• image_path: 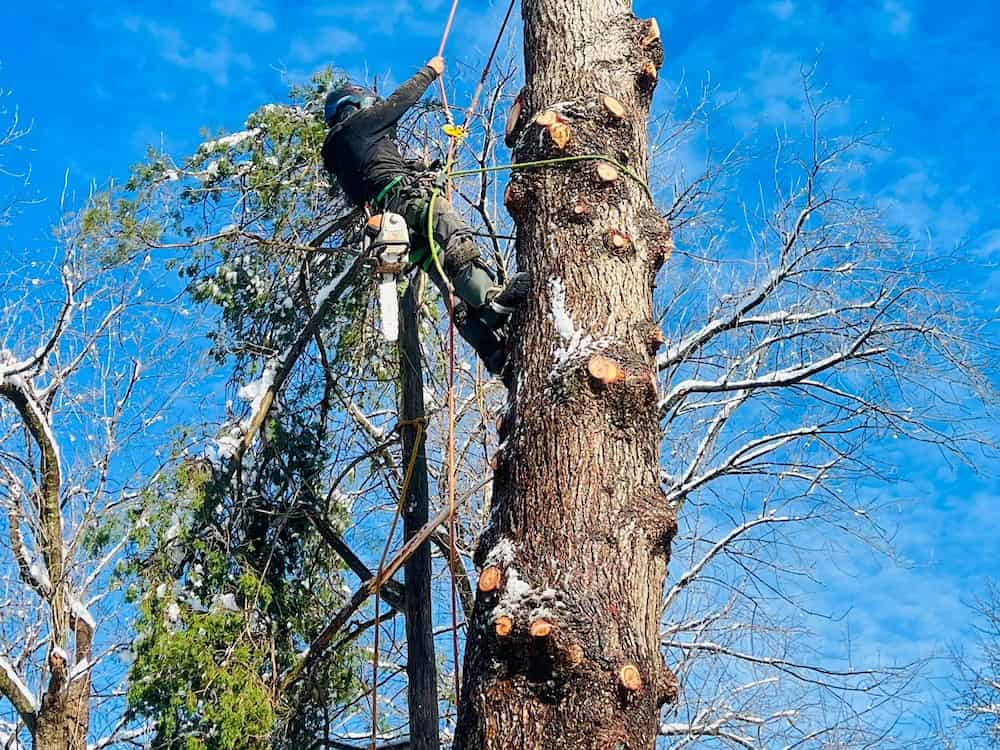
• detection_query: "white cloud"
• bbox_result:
[210,0,275,33]
[882,0,913,36]
[973,228,1000,259]
[769,0,796,20]
[289,27,363,63]
[123,17,252,87]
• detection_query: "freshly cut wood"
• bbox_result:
[641,18,661,48]
[494,616,513,637]
[587,355,626,385]
[607,230,631,251]
[641,61,658,82]
[478,565,503,593]
[530,619,554,638]
[535,110,560,127]
[602,95,626,120]
[572,201,591,217]
[505,91,525,146]
[595,163,619,183]
[548,122,572,150]
[619,663,642,691]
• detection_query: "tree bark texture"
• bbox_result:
[399,282,441,750]
[454,2,675,749]
[35,616,92,750]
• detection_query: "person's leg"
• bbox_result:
[422,264,508,374]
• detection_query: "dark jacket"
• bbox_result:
[322,65,437,206]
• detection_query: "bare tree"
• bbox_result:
[0,141,199,748]
[943,582,1000,748]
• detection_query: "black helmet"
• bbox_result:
[324,84,377,126]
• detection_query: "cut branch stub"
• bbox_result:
[601,95,626,121]
[595,163,619,184]
[489,450,502,471]
[478,565,504,593]
[606,229,632,252]
[530,618,555,638]
[504,182,525,214]
[640,61,658,85]
[645,327,665,355]
[494,615,514,638]
[619,663,642,692]
[571,201,592,220]
[505,90,525,148]
[587,355,626,386]
[564,643,585,668]
[640,18,661,48]
[534,110,560,127]
[548,122,572,150]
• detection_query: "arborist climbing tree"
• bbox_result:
[321,57,531,374]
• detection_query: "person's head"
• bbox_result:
[324,84,377,127]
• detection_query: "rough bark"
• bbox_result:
[454,2,675,749]
[398,282,441,750]
[34,614,93,750]
[3,379,93,749]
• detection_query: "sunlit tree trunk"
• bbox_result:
[454,1,676,748]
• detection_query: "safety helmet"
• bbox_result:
[324,84,377,126]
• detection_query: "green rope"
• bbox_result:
[424,152,654,291]
[450,153,654,203]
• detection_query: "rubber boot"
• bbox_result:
[451,266,531,330]
[453,302,507,374]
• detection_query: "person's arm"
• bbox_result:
[362,61,441,131]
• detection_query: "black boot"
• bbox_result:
[487,271,531,317]
[453,302,508,375]
[451,266,531,330]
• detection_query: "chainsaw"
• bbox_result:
[363,212,410,342]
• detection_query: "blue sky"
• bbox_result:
[3,0,999,739]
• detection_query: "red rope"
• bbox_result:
[437,0,461,57]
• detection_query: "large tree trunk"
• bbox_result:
[35,616,92,750]
[454,2,675,748]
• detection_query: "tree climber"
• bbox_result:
[322,56,530,374]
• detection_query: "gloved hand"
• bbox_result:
[427,56,445,76]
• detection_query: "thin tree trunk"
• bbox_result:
[455,2,676,748]
[398,281,441,750]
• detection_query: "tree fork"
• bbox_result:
[455,3,675,749]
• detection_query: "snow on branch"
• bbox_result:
[660,336,888,416]
[0,654,38,725]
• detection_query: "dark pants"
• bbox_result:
[381,174,505,369]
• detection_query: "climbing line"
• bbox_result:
[450,153,655,203]
[370,417,426,750]
[437,0,461,57]
[460,0,518,128]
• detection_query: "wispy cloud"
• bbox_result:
[289,27,363,64]
[122,16,252,87]
[882,0,913,37]
[209,0,275,33]
[769,0,796,21]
